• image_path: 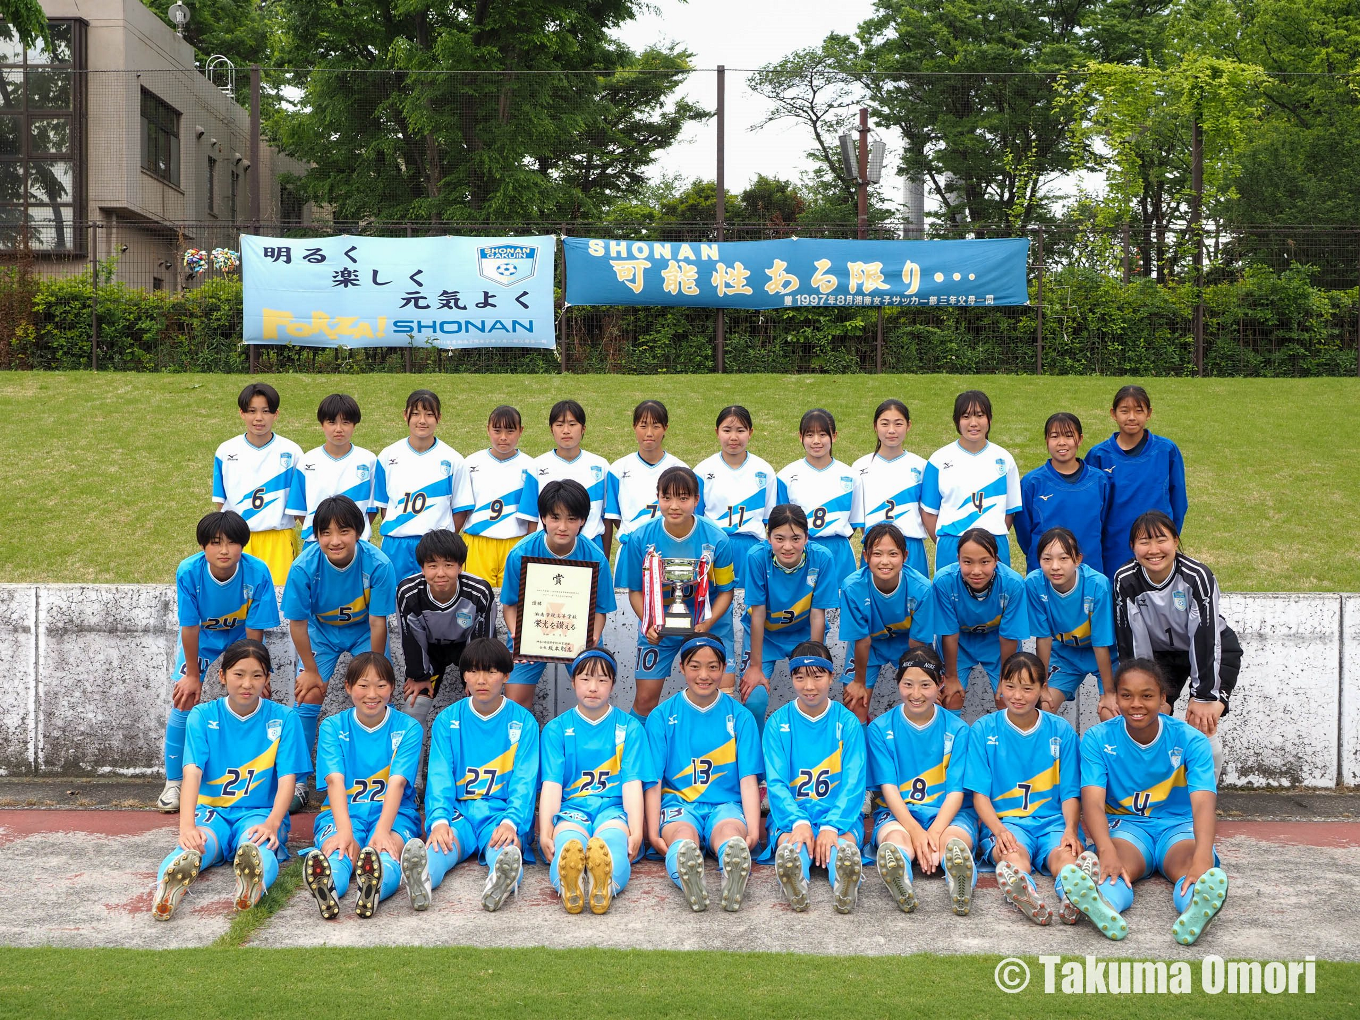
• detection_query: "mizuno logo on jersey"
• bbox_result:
[303,463,316,472]
[208,720,219,730]
[565,727,575,737]
[1037,494,1052,501]
[780,723,790,732]
[1104,744,1118,755]
[706,472,716,480]
[987,735,999,746]
[388,458,399,466]
[450,720,460,729]
[227,454,238,462]
[538,468,549,475]
[339,732,349,741]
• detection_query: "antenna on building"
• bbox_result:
[205,54,236,98]
[167,2,190,38]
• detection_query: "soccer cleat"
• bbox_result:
[155,781,181,814]
[996,860,1053,926]
[1057,851,1099,925]
[943,838,975,916]
[832,839,863,914]
[673,839,709,912]
[354,847,382,919]
[876,843,917,913]
[289,784,310,815]
[557,840,587,914]
[1172,867,1228,946]
[774,842,810,912]
[481,845,522,913]
[232,842,266,912]
[1058,863,1128,941]
[719,838,752,912]
[585,836,615,915]
[151,849,200,921]
[400,838,433,912]
[303,849,341,920]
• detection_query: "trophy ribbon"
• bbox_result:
[641,548,665,634]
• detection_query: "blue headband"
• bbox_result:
[570,648,617,675]
[790,655,834,674]
[679,635,727,665]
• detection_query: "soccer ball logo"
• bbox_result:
[490,261,518,283]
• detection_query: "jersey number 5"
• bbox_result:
[793,768,832,798]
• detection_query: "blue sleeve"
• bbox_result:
[373,460,389,509]
[1014,473,1036,566]
[735,706,764,779]
[1184,729,1216,794]
[369,555,397,617]
[1005,458,1023,515]
[604,470,621,521]
[943,721,967,794]
[425,708,458,826]
[276,711,310,778]
[827,710,868,834]
[695,475,706,516]
[999,575,1031,641]
[643,708,669,788]
[1024,573,1050,638]
[1058,721,1081,803]
[866,718,891,790]
[837,582,870,643]
[500,546,523,607]
[281,559,312,622]
[931,576,958,637]
[761,714,808,831]
[183,707,210,771]
[908,572,938,642]
[811,561,840,611]
[316,716,344,781]
[539,722,566,787]
[391,718,423,786]
[1169,442,1188,530]
[504,716,541,832]
[774,477,789,509]
[592,545,617,613]
[920,460,941,514]
[518,472,541,523]
[244,563,281,630]
[745,548,769,609]
[1080,729,1108,790]
[619,528,647,592]
[961,721,991,796]
[1090,576,1116,648]
[285,469,308,518]
[176,565,200,628]
[622,717,657,786]
[212,456,225,502]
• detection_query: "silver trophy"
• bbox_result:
[660,558,705,636]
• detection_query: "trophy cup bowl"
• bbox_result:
[659,557,703,636]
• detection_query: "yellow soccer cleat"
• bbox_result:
[586,836,615,915]
[152,850,200,921]
[557,839,587,915]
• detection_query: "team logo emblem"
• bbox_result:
[362,572,371,588]
[455,608,475,629]
[910,467,921,480]
[242,584,254,600]
[995,457,1006,477]
[755,471,768,485]
[508,720,522,743]
[702,543,715,560]
[807,567,820,586]
[726,714,735,737]
[907,597,918,613]
[943,732,955,756]
[1082,596,1094,615]
[477,244,539,287]
[1050,736,1063,759]
[840,475,854,492]
[391,731,403,751]
[440,460,453,477]
[279,452,294,469]
[614,724,627,745]
[267,720,282,741]
[591,465,604,481]
[1173,590,1187,611]
[1170,746,1183,768]
[356,464,371,481]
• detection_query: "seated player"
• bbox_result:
[160,510,280,814]
[283,495,397,805]
[301,653,422,920]
[964,652,1084,927]
[400,638,540,913]
[1060,658,1228,946]
[867,646,978,916]
[762,641,867,914]
[152,640,307,920]
[538,649,654,915]
[645,637,762,913]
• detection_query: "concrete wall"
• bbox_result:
[0,585,1352,787]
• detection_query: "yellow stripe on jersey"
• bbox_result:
[897,755,948,805]
[767,592,813,631]
[1057,618,1092,646]
[709,562,736,588]
[873,614,914,640]
[316,589,371,626]
[663,737,737,801]
[198,740,280,807]
[460,743,519,799]
[800,742,842,800]
[567,742,624,798]
[347,765,392,803]
[1108,764,1187,816]
[996,759,1061,818]
[203,602,250,631]
[963,612,1003,634]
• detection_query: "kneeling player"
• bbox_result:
[538,649,654,914]
[400,638,540,913]
[645,637,762,912]
[302,652,421,920]
[152,640,307,920]
[762,642,867,914]
[1060,658,1228,945]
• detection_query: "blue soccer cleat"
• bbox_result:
[1173,868,1228,946]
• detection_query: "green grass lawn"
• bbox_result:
[1,372,1357,590]
[0,947,1354,1019]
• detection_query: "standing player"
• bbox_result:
[518,400,613,553]
[373,389,474,585]
[286,393,378,545]
[159,511,280,814]
[773,409,858,589]
[1013,412,1112,576]
[461,405,531,594]
[850,399,930,576]
[212,382,303,586]
[605,400,686,590]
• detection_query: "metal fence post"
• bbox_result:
[1034,225,1044,375]
[1191,115,1205,376]
[89,221,98,371]
[558,234,568,375]
[404,223,415,372]
[714,65,725,374]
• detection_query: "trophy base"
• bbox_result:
[659,618,698,638]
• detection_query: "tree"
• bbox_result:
[0,0,50,49]
[139,0,271,72]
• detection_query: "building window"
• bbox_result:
[140,87,179,186]
[230,167,239,222]
[207,154,215,213]
[280,185,302,227]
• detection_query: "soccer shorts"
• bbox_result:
[553,803,629,834]
[658,801,746,849]
[506,659,547,686]
[313,809,421,852]
[190,804,291,864]
[297,626,371,684]
[810,536,857,589]
[1046,645,1103,698]
[840,650,899,690]
[979,816,1071,873]
[934,533,1010,575]
[463,534,519,590]
[379,534,422,587]
[872,805,980,849]
[956,633,1004,690]
[1103,815,1220,879]
[635,629,737,681]
[244,527,300,588]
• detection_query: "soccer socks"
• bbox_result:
[743,684,770,737]
[1173,875,1194,914]
[1100,876,1135,913]
[163,708,191,781]
[826,841,839,889]
[295,702,322,778]
[665,839,685,887]
[798,844,812,883]
[549,831,588,894]
[426,841,466,890]
[330,851,354,898]
[628,708,648,725]
[378,851,402,901]
[599,825,631,894]
[255,843,280,892]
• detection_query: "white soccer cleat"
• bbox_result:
[876,843,917,913]
[481,845,522,913]
[832,839,863,914]
[232,842,266,912]
[996,860,1052,926]
[719,837,752,912]
[943,838,975,917]
[673,838,709,912]
[288,784,310,815]
[774,842,810,913]
[401,838,433,912]
[152,849,200,921]
[155,781,181,814]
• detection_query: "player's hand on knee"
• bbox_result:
[246,821,280,851]
[1186,699,1223,736]
[813,828,837,868]
[627,828,644,859]
[429,822,455,854]
[370,829,404,859]
[295,669,324,702]
[942,676,964,710]
[171,676,203,711]
[179,824,207,854]
[404,680,432,707]
[539,830,555,861]
[739,665,766,699]
[992,825,1018,856]
[843,679,869,711]
[488,821,518,849]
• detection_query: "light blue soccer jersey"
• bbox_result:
[646,690,763,810]
[314,706,422,832]
[425,697,541,836]
[1081,716,1215,821]
[963,711,1079,828]
[282,540,397,639]
[540,706,656,817]
[743,541,840,660]
[762,700,867,836]
[866,704,971,827]
[499,531,617,614]
[185,697,309,811]
[931,562,1031,641]
[175,551,280,655]
[619,515,737,643]
[838,563,936,676]
[1025,563,1116,677]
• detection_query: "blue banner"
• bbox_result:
[242,234,556,348]
[563,236,1029,310]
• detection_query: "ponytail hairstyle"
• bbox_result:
[715,405,753,431]
[766,502,809,537]
[871,398,911,454]
[956,527,999,562]
[999,651,1046,688]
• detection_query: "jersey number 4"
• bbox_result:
[793,768,832,798]
[463,766,500,797]
[1131,791,1153,816]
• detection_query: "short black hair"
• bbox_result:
[632,399,669,428]
[1128,510,1179,548]
[952,390,992,433]
[862,521,907,557]
[488,404,522,430]
[405,389,441,417]
[197,510,249,548]
[317,393,361,425]
[460,636,514,676]
[237,382,279,413]
[999,651,1047,687]
[416,529,467,566]
[1113,657,1170,699]
[345,652,396,688]
[1036,526,1081,561]
[765,503,808,536]
[549,399,586,427]
[314,495,366,536]
[221,638,271,675]
[715,405,752,430]
[539,479,590,521]
[656,465,699,499]
[1044,411,1082,438]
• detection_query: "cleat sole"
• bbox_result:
[832,841,863,914]
[674,840,709,912]
[558,840,587,914]
[152,850,200,921]
[482,846,522,913]
[774,845,810,913]
[997,861,1052,926]
[303,850,340,921]
[401,839,432,912]
[877,844,917,914]
[586,837,614,915]
[944,839,974,917]
[719,840,752,913]
[232,843,265,913]
[1173,868,1228,946]
[354,847,382,919]
[1059,864,1128,941]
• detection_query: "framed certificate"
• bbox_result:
[512,557,602,662]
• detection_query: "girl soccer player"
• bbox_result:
[867,646,977,916]
[763,641,867,914]
[773,409,858,588]
[461,405,531,592]
[740,504,840,735]
[519,400,612,551]
[1025,527,1117,717]
[606,400,687,589]
[850,399,930,576]
[373,389,474,585]
[152,640,308,921]
[1088,385,1188,578]
[931,528,1031,711]
[538,649,655,914]
[302,653,422,920]
[920,390,1022,571]
[1060,658,1228,945]
[286,393,378,546]
[400,638,540,913]
[838,522,935,722]
[645,637,762,912]
[963,652,1084,927]
[1014,412,1112,576]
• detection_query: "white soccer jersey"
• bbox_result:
[850,450,928,540]
[606,451,687,541]
[462,448,532,540]
[920,440,1023,539]
[212,432,304,533]
[771,458,856,539]
[373,438,474,540]
[695,451,776,539]
[518,448,611,541]
[286,444,378,542]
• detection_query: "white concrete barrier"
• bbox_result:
[0,584,1353,788]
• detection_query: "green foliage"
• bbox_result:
[138,0,271,72]
[0,0,51,49]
